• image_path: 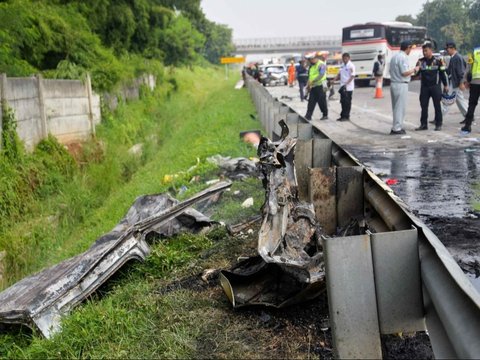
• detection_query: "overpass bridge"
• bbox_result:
[233,36,342,55]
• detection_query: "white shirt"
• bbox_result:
[340,61,356,91]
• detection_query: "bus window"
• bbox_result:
[386,27,427,47]
[342,25,386,42]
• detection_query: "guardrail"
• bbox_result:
[245,75,480,359]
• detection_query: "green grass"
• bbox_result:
[0,66,259,288]
[0,67,316,359]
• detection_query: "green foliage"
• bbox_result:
[1,104,24,163]
[0,0,234,89]
[396,0,480,52]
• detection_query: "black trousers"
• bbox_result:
[306,86,328,118]
[298,78,308,101]
[465,84,480,128]
[340,90,353,119]
[420,84,442,127]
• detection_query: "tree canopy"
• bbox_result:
[396,0,479,53]
[0,0,234,90]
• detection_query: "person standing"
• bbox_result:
[334,53,355,121]
[288,60,296,87]
[389,40,420,135]
[414,42,448,131]
[460,46,480,134]
[442,42,468,120]
[372,54,385,98]
[304,53,328,121]
[296,59,309,101]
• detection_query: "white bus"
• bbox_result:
[342,22,428,86]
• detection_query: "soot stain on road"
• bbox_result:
[349,144,480,291]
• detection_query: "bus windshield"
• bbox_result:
[342,25,386,42]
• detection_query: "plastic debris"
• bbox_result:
[464,148,478,153]
[241,197,254,208]
[386,178,398,186]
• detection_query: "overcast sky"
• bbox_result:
[201,0,426,39]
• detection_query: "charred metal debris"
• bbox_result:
[220,120,326,308]
[0,182,231,338]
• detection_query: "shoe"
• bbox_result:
[429,120,435,124]
[461,126,471,134]
[390,129,406,135]
[434,126,442,131]
[337,117,349,122]
[415,126,428,131]
[305,115,312,121]
[460,119,466,124]
[320,115,329,120]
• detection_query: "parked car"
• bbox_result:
[259,64,288,86]
[326,53,342,82]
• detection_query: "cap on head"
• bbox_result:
[445,41,456,49]
[305,52,315,60]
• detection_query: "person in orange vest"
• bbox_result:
[288,60,296,87]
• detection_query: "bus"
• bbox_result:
[342,22,428,86]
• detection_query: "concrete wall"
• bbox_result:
[0,74,100,150]
[103,74,156,111]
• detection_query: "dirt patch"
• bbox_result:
[382,333,433,360]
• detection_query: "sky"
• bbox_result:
[201,0,426,39]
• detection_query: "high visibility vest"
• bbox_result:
[308,60,327,87]
[473,47,480,80]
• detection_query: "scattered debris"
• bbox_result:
[206,179,221,185]
[280,95,293,101]
[235,80,244,89]
[0,182,231,338]
[220,120,325,308]
[128,143,143,157]
[240,130,262,147]
[386,178,399,186]
[241,197,254,208]
[206,155,258,180]
[201,269,218,283]
[464,148,477,153]
[401,135,411,139]
[227,215,262,235]
[249,113,257,121]
[427,140,438,143]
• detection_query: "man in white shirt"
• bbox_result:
[334,53,355,121]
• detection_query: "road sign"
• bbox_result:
[220,57,245,64]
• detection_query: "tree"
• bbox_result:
[415,0,472,51]
[395,14,417,25]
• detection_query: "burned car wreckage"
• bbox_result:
[0,120,326,337]
[220,120,326,308]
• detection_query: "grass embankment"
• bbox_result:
[0,67,260,289]
[0,70,326,359]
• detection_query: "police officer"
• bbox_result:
[461,45,480,134]
[304,52,328,121]
[415,42,448,131]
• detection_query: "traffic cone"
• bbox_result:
[374,78,383,98]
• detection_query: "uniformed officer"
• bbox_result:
[414,42,448,131]
[461,45,480,134]
[304,52,328,121]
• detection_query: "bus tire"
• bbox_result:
[356,79,371,87]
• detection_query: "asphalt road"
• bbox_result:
[264,82,480,271]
